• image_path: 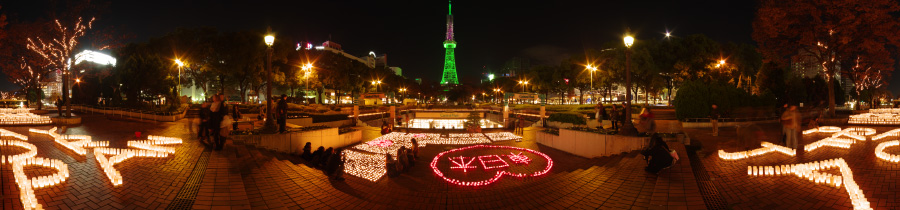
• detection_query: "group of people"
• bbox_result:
[595,103,656,133]
[302,142,346,180]
[385,139,419,177]
[198,93,230,150]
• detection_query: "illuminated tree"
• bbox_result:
[753,0,900,116]
[26,17,104,117]
[0,22,51,109]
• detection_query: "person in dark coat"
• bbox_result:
[643,134,674,173]
[209,94,228,150]
[198,100,212,146]
[331,149,345,180]
[302,142,313,160]
[324,149,340,175]
[311,146,325,166]
[610,105,619,130]
[232,105,242,130]
[318,147,333,167]
[276,95,288,133]
[406,148,415,167]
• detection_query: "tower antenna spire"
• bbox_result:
[441,0,459,86]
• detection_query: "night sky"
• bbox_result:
[13,1,897,94]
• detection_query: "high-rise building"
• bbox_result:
[440,1,459,86]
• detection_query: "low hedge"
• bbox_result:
[547,112,586,125]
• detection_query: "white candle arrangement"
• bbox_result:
[749,158,871,210]
[872,128,900,141]
[804,137,855,152]
[718,141,796,160]
[484,132,522,141]
[341,150,387,182]
[1,129,69,210]
[875,140,900,163]
[0,112,51,125]
[849,112,900,125]
[1,128,30,141]
[94,136,181,186]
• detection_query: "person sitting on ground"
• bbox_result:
[319,147,333,168]
[406,148,416,167]
[643,134,674,174]
[385,154,396,177]
[332,149,345,180]
[301,142,312,160]
[398,146,409,172]
[310,146,325,166]
[324,149,340,175]
[411,138,419,159]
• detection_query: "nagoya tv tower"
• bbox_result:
[440,0,459,86]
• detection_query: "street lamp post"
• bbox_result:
[620,35,638,136]
[518,81,528,92]
[301,63,313,103]
[371,80,382,92]
[263,30,276,131]
[175,59,184,101]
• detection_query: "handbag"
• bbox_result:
[220,115,233,137]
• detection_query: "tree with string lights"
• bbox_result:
[753,0,900,116]
[26,17,106,117]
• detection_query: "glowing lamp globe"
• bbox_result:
[624,36,634,48]
[264,35,275,46]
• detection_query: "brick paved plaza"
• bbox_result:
[1,114,899,209]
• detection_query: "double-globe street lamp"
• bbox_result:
[175,59,184,100]
[263,31,276,131]
[620,35,638,136]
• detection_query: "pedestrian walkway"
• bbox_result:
[0,113,714,209]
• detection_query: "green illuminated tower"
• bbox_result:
[441,1,459,86]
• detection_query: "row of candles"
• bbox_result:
[484,132,522,142]
[848,113,900,125]
[1,130,66,210]
[875,140,900,163]
[748,158,871,210]
[867,108,900,114]
[11,157,69,210]
[718,142,796,160]
[341,149,387,182]
[0,113,52,125]
[802,126,842,135]
[1,128,30,141]
[872,128,900,141]
[804,137,855,152]
[1,140,38,164]
[0,107,34,114]
[94,148,172,186]
[430,145,553,187]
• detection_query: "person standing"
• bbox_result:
[199,100,212,146]
[710,104,720,137]
[610,105,619,130]
[209,94,228,150]
[276,94,288,133]
[781,105,801,149]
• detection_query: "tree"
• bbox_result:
[753,0,900,116]
[0,22,51,109]
[26,17,103,117]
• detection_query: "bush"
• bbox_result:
[547,112,586,125]
[673,80,775,120]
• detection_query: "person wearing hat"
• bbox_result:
[276,94,289,133]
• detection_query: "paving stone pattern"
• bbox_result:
[689,124,900,210]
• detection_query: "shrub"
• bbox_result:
[673,80,775,120]
[547,112,586,125]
